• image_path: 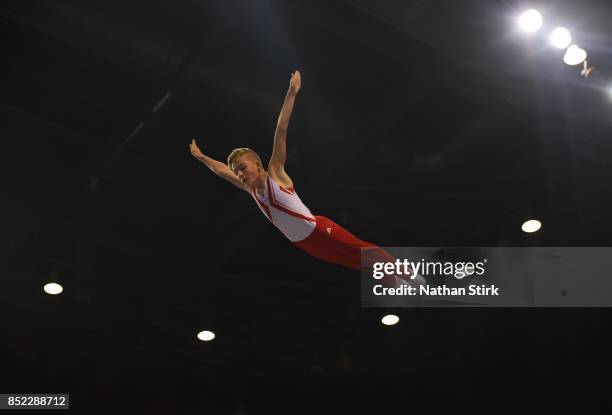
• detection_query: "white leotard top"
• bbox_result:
[251,174,316,242]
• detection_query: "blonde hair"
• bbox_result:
[227,148,262,168]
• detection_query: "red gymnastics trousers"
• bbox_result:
[293,215,400,286]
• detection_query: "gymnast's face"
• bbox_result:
[231,154,265,188]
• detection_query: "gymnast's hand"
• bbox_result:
[289,70,301,94]
[189,139,205,160]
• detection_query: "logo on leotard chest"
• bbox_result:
[326,227,332,235]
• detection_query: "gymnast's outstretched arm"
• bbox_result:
[189,139,248,191]
[268,70,301,187]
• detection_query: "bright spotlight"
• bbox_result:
[44,282,63,295]
[521,219,542,233]
[197,330,215,341]
[550,27,571,49]
[563,44,587,65]
[518,9,542,33]
[381,314,399,326]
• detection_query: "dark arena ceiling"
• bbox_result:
[1,1,611,413]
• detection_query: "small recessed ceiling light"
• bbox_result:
[521,219,542,233]
[197,330,215,341]
[550,27,572,49]
[381,314,400,326]
[518,9,543,33]
[44,282,63,295]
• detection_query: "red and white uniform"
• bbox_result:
[251,174,316,242]
[251,174,416,287]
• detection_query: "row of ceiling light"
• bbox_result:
[43,218,541,333]
[518,9,588,66]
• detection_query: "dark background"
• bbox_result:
[1,0,611,413]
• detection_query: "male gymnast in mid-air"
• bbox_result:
[189,70,421,288]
